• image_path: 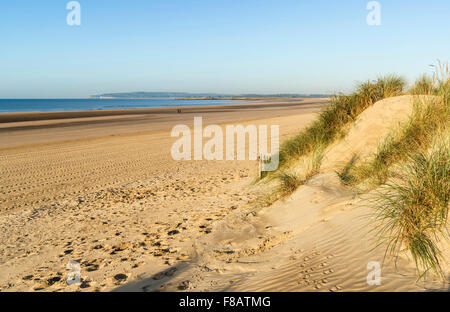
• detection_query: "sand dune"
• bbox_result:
[321,95,416,170]
[117,96,449,292]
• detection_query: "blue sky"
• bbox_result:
[0,0,449,98]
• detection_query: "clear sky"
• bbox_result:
[0,0,449,98]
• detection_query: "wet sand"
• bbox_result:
[0,98,327,148]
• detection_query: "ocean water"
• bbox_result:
[0,99,254,113]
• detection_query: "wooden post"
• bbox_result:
[259,153,272,179]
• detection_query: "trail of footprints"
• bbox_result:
[293,249,343,291]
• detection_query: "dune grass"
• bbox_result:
[277,145,325,197]
[336,154,359,185]
[339,62,450,280]
[278,75,406,169]
[410,62,450,97]
[339,96,449,188]
[269,75,405,198]
[410,75,435,95]
[371,136,449,279]
[278,172,302,197]
[339,64,449,189]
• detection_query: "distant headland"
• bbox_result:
[89,92,332,100]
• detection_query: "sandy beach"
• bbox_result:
[0,98,326,291]
[3,0,450,301]
[1,96,448,292]
[0,99,325,148]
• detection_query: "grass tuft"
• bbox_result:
[278,172,302,197]
[372,137,449,279]
[410,75,435,95]
[276,145,325,197]
[337,154,359,185]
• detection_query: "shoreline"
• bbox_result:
[0,98,329,124]
[0,98,328,148]
[0,98,329,123]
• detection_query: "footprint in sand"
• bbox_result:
[113,273,128,284]
[22,275,34,281]
[323,268,334,275]
[177,280,190,290]
[329,285,342,292]
[319,262,328,268]
[152,267,177,280]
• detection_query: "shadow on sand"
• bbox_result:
[113,261,196,292]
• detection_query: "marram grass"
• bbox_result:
[277,144,325,197]
[339,95,449,188]
[278,75,406,169]
[342,62,450,280]
[371,137,449,279]
[339,62,449,189]
[272,75,405,197]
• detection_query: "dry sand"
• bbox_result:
[1,96,448,292]
[0,98,325,291]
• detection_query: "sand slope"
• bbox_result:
[321,95,416,170]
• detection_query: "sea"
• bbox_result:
[0,99,255,113]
